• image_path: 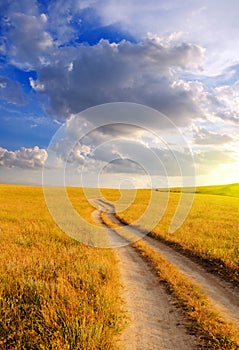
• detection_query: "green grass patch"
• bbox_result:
[195,183,239,198]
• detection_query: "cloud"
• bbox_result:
[46,0,88,45]
[94,0,239,74]
[68,143,92,164]
[0,36,7,55]
[169,79,239,128]
[195,149,236,167]
[30,37,204,126]
[46,110,195,179]
[0,76,24,105]
[29,77,45,91]
[217,111,239,126]
[2,0,237,133]
[6,11,53,69]
[1,0,39,16]
[193,127,232,145]
[2,0,239,75]
[213,83,239,125]
[187,147,238,176]
[0,146,47,169]
[102,158,146,174]
[64,135,195,178]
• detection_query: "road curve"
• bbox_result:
[92,201,198,349]
[95,198,239,330]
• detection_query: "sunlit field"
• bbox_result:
[1,183,239,348]
[100,186,239,348]
[107,185,239,282]
[0,185,124,350]
[195,183,239,198]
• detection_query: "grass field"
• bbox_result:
[165,183,239,198]
[1,183,239,348]
[100,195,239,349]
[195,183,239,198]
[0,185,124,350]
[111,185,239,283]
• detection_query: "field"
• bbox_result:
[99,187,239,348]
[0,185,124,350]
[112,185,239,283]
[195,183,239,198]
[1,183,239,349]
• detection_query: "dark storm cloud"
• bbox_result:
[31,38,204,125]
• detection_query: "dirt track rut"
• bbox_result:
[92,201,198,349]
[144,235,239,328]
[95,199,239,329]
[116,245,198,350]
[93,198,239,348]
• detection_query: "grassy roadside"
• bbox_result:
[133,240,239,349]
[0,185,125,349]
[100,210,239,349]
[114,189,239,284]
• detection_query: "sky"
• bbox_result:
[0,0,239,187]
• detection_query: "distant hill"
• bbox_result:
[195,183,239,198]
[156,183,239,198]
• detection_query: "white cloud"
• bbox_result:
[68,143,92,164]
[7,12,53,69]
[2,0,239,75]
[193,127,232,145]
[29,77,45,91]
[0,146,48,169]
[202,82,239,126]
[169,78,239,128]
[215,83,239,113]
[195,149,236,167]
[40,13,48,23]
[94,0,239,75]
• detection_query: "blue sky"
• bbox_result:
[0,0,239,187]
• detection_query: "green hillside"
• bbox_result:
[195,183,239,198]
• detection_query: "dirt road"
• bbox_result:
[95,199,239,328]
[144,235,239,328]
[116,245,198,350]
[92,201,198,349]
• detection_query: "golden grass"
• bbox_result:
[0,185,124,349]
[101,208,239,348]
[66,187,99,225]
[133,240,239,349]
[113,189,239,283]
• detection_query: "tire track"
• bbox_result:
[94,198,239,330]
[92,200,198,349]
